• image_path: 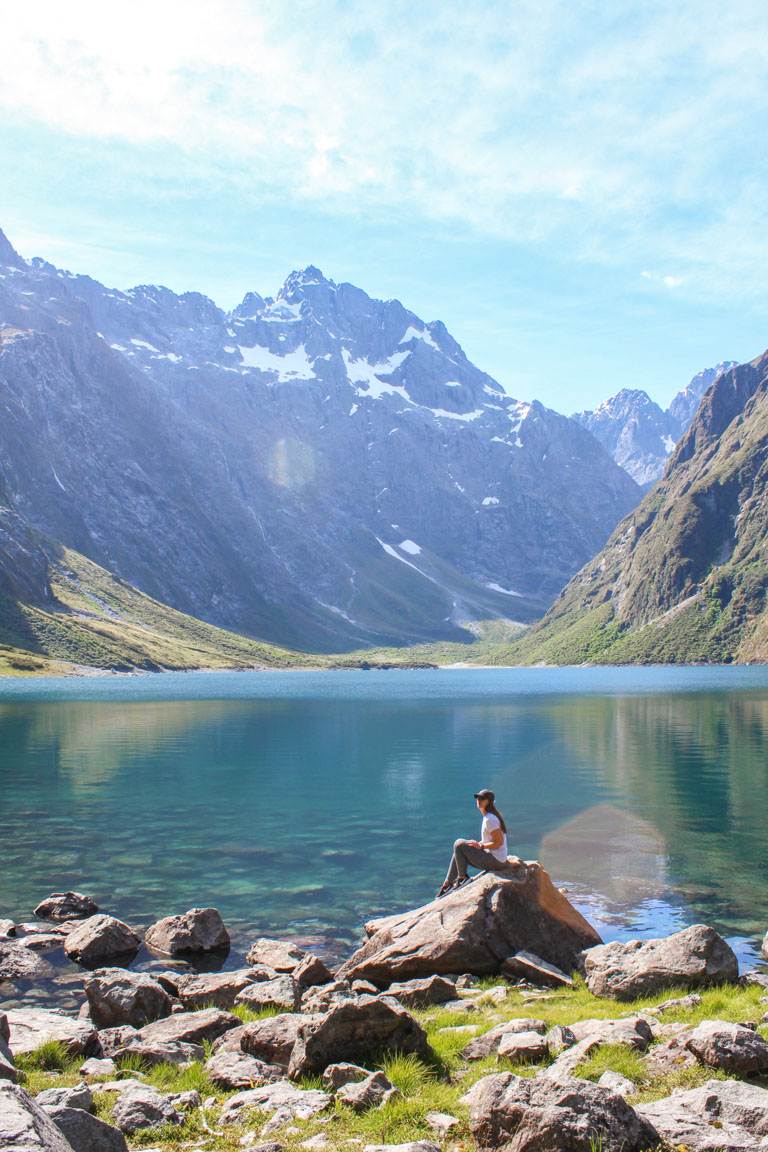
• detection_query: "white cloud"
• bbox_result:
[2,1,768,299]
[641,270,684,288]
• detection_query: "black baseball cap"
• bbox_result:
[473,789,495,801]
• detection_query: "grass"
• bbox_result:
[19,978,768,1151]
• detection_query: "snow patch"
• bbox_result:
[429,408,484,421]
[342,348,411,400]
[238,343,316,380]
[130,338,160,351]
[481,496,500,506]
[485,582,523,597]
[662,434,676,453]
[349,403,359,416]
[399,539,421,555]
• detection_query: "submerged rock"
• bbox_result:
[0,941,55,983]
[33,893,98,922]
[144,907,229,956]
[337,863,600,984]
[583,924,738,1000]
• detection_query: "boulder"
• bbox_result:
[110,1085,183,1133]
[0,1015,16,1084]
[144,907,229,956]
[84,968,172,1028]
[5,1008,97,1057]
[93,1026,138,1058]
[337,1070,399,1111]
[211,1023,246,1053]
[42,1107,127,1152]
[80,1057,116,1078]
[63,916,140,967]
[647,992,703,1015]
[301,979,358,1013]
[0,941,55,982]
[219,1080,331,1124]
[241,1013,317,1069]
[235,975,301,1011]
[501,950,573,988]
[583,924,738,1000]
[337,864,600,984]
[205,1049,282,1090]
[461,1019,547,1060]
[597,1071,636,1096]
[685,1020,768,1074]
[637,1079,768,1151]
[461,1071,659,1152]
[175,968,258,1009]
[33,893,98,922]
[245,937,309,972]
[293,953,334,988]
[643,1030,698,1074]
[35,1084,92,1111]
[137,1006,239,1047]
[497,1031,549,1062]
[384,975,456,1008]
[545,1024,577,1055]
[287,995,429,1079]
[0,1083,74,1151]
[321,1062,369,1090]
[114,1038,204,1067]
[567,1016,653,1051]
[539,1036,604,1080]
[425,1112,460,1134]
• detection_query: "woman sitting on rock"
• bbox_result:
[437,788,509,897]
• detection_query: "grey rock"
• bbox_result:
[94,1025,138,1058]
[84,968,172,1028]
[496,1030,549,1062]
[583,924,738,1000]
[5,1008,97,1057]
[80,1057,116,1078]
[384,975,456,1008]
[351,979,379,995]
[336,1071,399,1111]
[211,1023,247,1053]
[205,1049,282,1090]
[0,921,15,939]
[567,1015,653,1051]
[0,1082,74,1151]
[461,1071,658,1152]
[144,907,229,956]
[137,1006,239,1046]
[685,1019,768,1074]
[175,968,258,1009]
[643,1029,698,1074]
[43,1106,128,1152]
[301,979,358,1013]
[501,950,573,988]
[241,1013,317,1069]
[293,954,334,988]
[461,1018,547,1060]
[545,1023,576,1055]
[637,1078,768,1151]
[236,975,301,1012]
[0,941,55,982]
[33,892,98,922]
[539,1036,605,1080]
[111,1085,183,1133]
[114,1038,204,1067]
[424,1111,459,1134]
[0,1015,16,1084]
[647,991,703,1015]
[574,388,682,486]
[321,1062,369,1090]
[597,1070,636,1096]
[63,915,140,967]
[35,1083,92,1111]
[287,995,429,1079]
[219,1080,331,1124]
[245,938,310,972]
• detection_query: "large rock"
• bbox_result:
[685,1020,768,1074]
[84,968,172,1028]
[144,907,229,956]
[219,1080,331,1124]
[175,968,258,1009]
[245,937,312,972]
[337,864,601,984]
[337,1070,399,1111]
[93,1026,138,1058]
[637,1079,768,1151]
[293,953,334,988]
[33,893,98,922]
[0,1015,16,1083]
[241,1013,318,1068]
[5,1008,97,1057]
[0,1083,74,1152]
[110,1085,182,1133]
[287,995,429,1079]
[235,975,300,1011]
[114,1038,204,1067]
[461,1072,659,1152]
[138,1006,239,1047]
[35,1084,92,1111]
[501,950,573,988]
[63,916,140,967]
[42,1106,127,1152]
[583,924,738,1000]
[567,1016,653,1051]
[301,979,358,1013]
[205,1049,282,1090]
[0,941,55,982]
[384,975,456,1008]
[461,1019,547,1060]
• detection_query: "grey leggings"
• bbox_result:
[443,838,506,887]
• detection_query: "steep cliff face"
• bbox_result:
[514,352,768,664]
[0,229,639,652]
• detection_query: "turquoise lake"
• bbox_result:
[1,666,767,1000]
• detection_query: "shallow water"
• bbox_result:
[1,666,767,1003]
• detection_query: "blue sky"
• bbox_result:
[2,0,768,412]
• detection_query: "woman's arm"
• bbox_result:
[481,828,504,850]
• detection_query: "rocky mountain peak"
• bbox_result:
[0,228,24,270]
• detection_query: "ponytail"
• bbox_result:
[488,802,507,834]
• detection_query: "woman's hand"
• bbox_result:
[467,839,481,849]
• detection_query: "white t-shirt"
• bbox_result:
[482,813,508,862]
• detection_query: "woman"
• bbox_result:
[437,788,508,897]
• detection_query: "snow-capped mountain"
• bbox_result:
[575,363,738,487]
[0,229,639,651]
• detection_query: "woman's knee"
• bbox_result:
[453,838,468,851]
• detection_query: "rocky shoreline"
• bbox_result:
[2,861,768,1151]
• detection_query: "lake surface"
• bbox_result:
[2,666,767,1003]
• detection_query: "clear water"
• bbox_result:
[1,666,767,1004]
